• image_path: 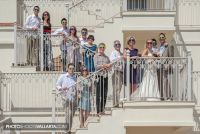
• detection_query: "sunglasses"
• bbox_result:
[70,28,75,31]
[115,43,121,46]
[62,21,67,24]
[159,36,166,40]
[99,46,105,49]
[34,9,39,11]
[83,69,88,72]
[129,39,135,42]
[88,38,94,41]
[68,67,75,70]
[147,42,152,44]
[44,14,48,16]
[82,31,87,34]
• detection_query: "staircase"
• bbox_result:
[76,102,195,134]
[68,0,123,31]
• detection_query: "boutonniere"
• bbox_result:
[164,43,168,48]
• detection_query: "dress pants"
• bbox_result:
[63,99,77,133]
[96,76,108,114]
[112,70,123,106]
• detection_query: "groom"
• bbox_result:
[156,33,174,100]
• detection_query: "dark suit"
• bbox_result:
[157,43,174,100]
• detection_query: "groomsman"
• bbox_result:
[156,33,174,100]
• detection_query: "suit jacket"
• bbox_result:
[160,43,174,74]
[162,43,174,57]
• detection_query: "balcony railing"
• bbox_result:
[51,55,192,132]
[193,71,200,106]
[0,72,64,112]
[1,56,192,112]
[125,0,176,11]
[1,52,193,132]
[14,22,97,72]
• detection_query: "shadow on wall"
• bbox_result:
[0,44,14,49]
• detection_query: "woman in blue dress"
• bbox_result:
[124,36,139,96]
[77,67,93,128]
[82,35,97,72]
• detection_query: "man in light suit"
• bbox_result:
[156,33,174,100]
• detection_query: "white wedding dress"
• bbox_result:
[133,52,160,101]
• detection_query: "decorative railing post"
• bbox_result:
[40,22,44,71]
[52,89,56,134]
[14,22,17,66]
[126,50,130,101]
[187,51,192,101]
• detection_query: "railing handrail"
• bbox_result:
[48,34,96,54]
[55,56,187,93]
[126,0,176,11]
[56,57,124,94]
[92,12,122,29]
[69,0,87,10]
[80,4,106,20]
[15,25,96,54]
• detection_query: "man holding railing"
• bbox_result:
[94,43,111,116]
[109,40,123,107]
[52,18,69,71]
[56,63,77,134]
[52,18,69,36]
[24,6,41,66]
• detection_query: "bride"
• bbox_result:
[134,39,160,101]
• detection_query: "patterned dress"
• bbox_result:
[43,25,53,70]
[66,36,81,71]
[83,44,97,72]
[78,76,92,112]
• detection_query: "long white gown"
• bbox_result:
[134,52,160,100]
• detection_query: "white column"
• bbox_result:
[52,89,56,134]
[40,22,44,71]
[14,22,17,66]
[187,51,192,101]
[126,50,130,101]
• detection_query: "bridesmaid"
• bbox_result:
[123,36,139,96]
[77,67,92,128]
[42,11,53,71]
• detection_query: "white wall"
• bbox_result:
[0,45,13,73]
[177,0,200,26]
[0,0,16,73]
[186,46,200,71]
[94,17,123,56]
[0,0,17,22]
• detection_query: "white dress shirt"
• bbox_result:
[56,72,77,101]
[109,50,123,72]
[25,14,41,29]
[110,50,122,62]
[159,43,168,56]
[52,27,68,36]
[79,36,87,46]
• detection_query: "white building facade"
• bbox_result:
[0,0,200,134]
